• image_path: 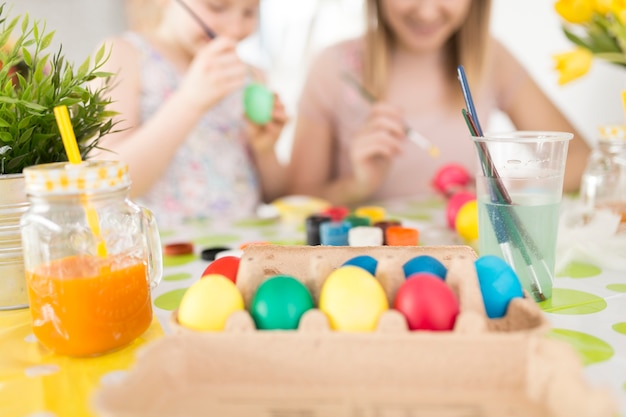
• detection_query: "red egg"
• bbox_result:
[201,256,240,283]
[394,273,460,331]
[446,191,476,229]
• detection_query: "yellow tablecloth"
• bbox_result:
[0,310,163,417]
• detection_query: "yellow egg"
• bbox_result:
[455,200,479,242]
[177,274,244,331]
[319,265,389,332]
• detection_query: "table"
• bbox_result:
[1,195,625,417]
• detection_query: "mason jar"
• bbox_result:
[20,160,162,356]
[580,125,626,224]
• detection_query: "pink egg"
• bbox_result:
[394,273,460,331]
[446,191,476,229]
[431,164,471,196]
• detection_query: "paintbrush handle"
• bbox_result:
[406,128,439,156]
[175,0,217,39]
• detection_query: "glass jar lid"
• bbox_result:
[598,125,626,141]
[23,160,130,195]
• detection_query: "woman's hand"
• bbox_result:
[179,37,248,112]
[246,93,288,155]
[349,103,405,198]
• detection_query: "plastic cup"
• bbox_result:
[472,131,572,302]
[244,83,274,125]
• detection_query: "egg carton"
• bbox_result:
[94,245,616,417]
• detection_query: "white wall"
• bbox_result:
[490,0,625,144]
[5,0,126,65]
[243,0,366,161]
[6,0,621,157]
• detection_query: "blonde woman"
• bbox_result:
[288,0,590,206]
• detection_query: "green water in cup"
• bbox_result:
[244,83,274,125]
[477,191,560,301]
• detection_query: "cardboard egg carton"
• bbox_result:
[94,245,616,417]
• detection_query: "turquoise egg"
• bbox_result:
[475,255,524,318]
[244,83,274,125]
[250,275,314,330]
[342,255,378,276]
[402,255,447,279]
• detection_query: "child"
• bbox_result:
[288,0,591,206]
[94,0,288,224]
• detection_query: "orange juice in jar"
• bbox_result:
[21,161,162,356]
[27,255,152,356]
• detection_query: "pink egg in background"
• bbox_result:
[432,163,472,196]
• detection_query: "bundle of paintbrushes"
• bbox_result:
[457,66,553,302]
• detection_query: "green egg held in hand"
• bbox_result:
[244,83,274,125]
[250,275,314,330]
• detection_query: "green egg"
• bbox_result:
[250,275,314,330]
[243,83,274,125]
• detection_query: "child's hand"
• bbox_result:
[246,93,288,155]
[349,103,405,197]
[179,37,248,111]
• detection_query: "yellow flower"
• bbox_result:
[611,0,626,22]
[555,0,594,23]
[593,0,612,14]
[553,48,594,84]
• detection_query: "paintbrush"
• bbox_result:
[175,0,217,39]
[342,72,440,158]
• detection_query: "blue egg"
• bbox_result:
[403,255,447,280]
[475,255,524,318]
[342,255,378,276]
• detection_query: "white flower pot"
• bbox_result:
[0,173,29,310]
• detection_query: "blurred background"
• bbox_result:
[6,0,626,161]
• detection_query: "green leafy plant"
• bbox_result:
[0,3,117,174]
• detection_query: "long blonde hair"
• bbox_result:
[363,0,492,99]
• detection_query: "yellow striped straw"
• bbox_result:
[622,90,626,122]
[53,105,108,258]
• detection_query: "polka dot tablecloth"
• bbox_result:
[1,196,625,416]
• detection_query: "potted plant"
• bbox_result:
[0,3,117,309]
